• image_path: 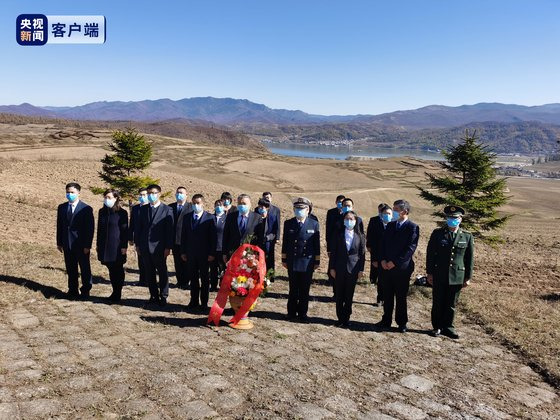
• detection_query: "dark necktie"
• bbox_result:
[177,204,183,214]
[149,206,155,224]
[298,221,303,229]
[193,213,200,227]
[239,216,247,236]
[66,203,73,222]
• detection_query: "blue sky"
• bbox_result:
[1,0,559,115]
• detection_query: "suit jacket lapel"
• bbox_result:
[452,228,462,247]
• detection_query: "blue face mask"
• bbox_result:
[215,206,224,215]
[148,193,158,204]
[344,219,356,230]
[257,207,267,215]
[66,192,77,202]
[337,202,343,209]
[193,203,203,213]
[139,195,148,204]
[238,204,249,214]
[176,193,185,202]
[447,217,461,228]
[381,213,392,224]
[294,208,306,219]
[392,210,401,221]
[342,206,352,214]
[224,199,231,206]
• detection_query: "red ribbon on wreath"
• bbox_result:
[207,243,266,327]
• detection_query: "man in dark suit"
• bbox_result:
[326,195,346,297]
[426,206,474,339]
[135,184,174,306]
[329,211,366,327]
[259,193,281,280]
[129,187,148,286]
[181,194,216,311]
[282,197,321,323]
[222,194,263,262]
[56,182,94,299]
[377,199,420,333]
[169,186,192,289]
[210,199,227,291]
[366,203,392,306]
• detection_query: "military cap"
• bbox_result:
[444,205,465,217]
[293,197,312,208]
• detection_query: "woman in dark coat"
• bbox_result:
[97,189,128,302]
[328,210,366,327]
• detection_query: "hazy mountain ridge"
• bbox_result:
[3,97,560,128]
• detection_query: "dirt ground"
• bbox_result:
[0,123,559,419]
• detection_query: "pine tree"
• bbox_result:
[418,130,510,243]
[91,128,158,205]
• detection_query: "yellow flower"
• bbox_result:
[237,276,247,283]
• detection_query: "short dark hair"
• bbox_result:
[336,194,345,202]
[192,193,204,202]
[378,202,389,210]
[176,186,187,192]
[344,210,357,219]
[138,187,148,194]
[214,199,224,207]
[393,199,411,214]
[379,204,391,213]
[262,192,272,197]
[342,197,354,206]
[147,184,161,192]
[221,191,233,201]
[65,182,81,191]
[258,198,271,208]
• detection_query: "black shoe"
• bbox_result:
[429,328,441,337]
[108,293,121,303]
[398,325,407,333]
[334,321,343,327]
[67,290,79,299]
[374,320,391,330]
[298,316,310,324]
[342,321,350,328]
[442,329,460,339]
[137,281,147,287]
[159,297,167,307]
[285,314,296,322]
[186,301,199,310]
[80,291,90,300]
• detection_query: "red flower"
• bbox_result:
[237,287,248,296]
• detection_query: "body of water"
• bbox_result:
[265,143,443,161]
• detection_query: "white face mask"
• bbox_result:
[104,198,116,208]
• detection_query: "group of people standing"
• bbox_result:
[56,182,474,338]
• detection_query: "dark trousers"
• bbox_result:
[287,268,313,319]
[370,263,384,303]
[172,246,189,287]
[431,279,462,331]
[136,249,146,285]
[328,254,336,296]
[63,248,92,295]
[209,251,225,290]
[105,261,125,298]
[335,270,358,323]
[144,252,169,299]
[265,244,276,279]
[188,256,210,306]
[382,268,411,327]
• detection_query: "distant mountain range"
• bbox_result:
[2,97,560,128]
[1,97,559,154]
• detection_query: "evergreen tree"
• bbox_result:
[91,128,158,205]
[418,130,510,243]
